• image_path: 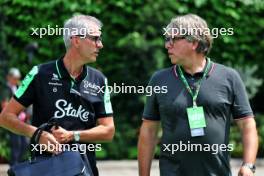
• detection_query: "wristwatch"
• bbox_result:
[242,162,256,173]
[73,131,80,142]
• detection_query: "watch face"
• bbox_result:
[242,163,256,173]
[74,132,80,141]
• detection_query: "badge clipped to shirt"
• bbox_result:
[177,58,211,137]
[187,104,206,137]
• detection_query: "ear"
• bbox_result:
[71,36,80,48]
[192,41,199,51]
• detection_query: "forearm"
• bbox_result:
[241,119,258,163]
[138,121,159,176]
[138,133,157,176]
[76,124,115,142]
[0,112,36,138]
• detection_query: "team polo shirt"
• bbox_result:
[143,60,253,176]
[14,58,113,175]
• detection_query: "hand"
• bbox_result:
[238,166,254,176]
[38,131,61,154]
[51,126,73,144]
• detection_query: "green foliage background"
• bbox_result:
[0,0,263,160]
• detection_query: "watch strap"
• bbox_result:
[242,162,256,173]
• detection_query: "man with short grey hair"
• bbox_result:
[138,14,258,176]
[63,15,102,50]
[0,14,115,176]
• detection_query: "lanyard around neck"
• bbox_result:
[178,58,211,106]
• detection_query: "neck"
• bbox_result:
[63,51,83,78]
[181,55,207,75]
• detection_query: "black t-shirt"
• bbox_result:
[14,58,113,175]
[143,61,253,176]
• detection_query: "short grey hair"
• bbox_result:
[8,68,21,78]
[166,14,213,55]
[63,14,102,50]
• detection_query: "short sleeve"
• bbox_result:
[142,73,160,121]
[93,77,113,118]
[231,70,253,119]
[14,66,38,107]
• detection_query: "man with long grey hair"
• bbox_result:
[138,14,258,176]
[0,14,115,176]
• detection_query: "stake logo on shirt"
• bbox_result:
[54,99,90,122]
[83,80,100,91]
[82,80,100,96]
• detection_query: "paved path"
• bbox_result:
[1,159,263,176]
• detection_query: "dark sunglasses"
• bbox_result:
[165,36,185,44]
[72,35,102,43]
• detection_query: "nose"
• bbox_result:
[96,40,103,49]
[165,41,171,50]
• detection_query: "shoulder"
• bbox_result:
[86,66,107,80]
[150,67,173,80]
[37,60,57,75]
[23,60,56,78]
[213,62,240,78]
[145,67,174,87]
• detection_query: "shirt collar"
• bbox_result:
[173,58,215,78]
[55,56,87,82]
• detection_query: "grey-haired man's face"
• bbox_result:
[7,75,20,86]
[71,22,103,63]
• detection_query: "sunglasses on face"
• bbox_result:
[72,35,102,43]
[165,36,186,44]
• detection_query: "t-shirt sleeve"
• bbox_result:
[13,66,38,107]
[93,77,113,118]
[231,69,254,119]
[142,73,160,121]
